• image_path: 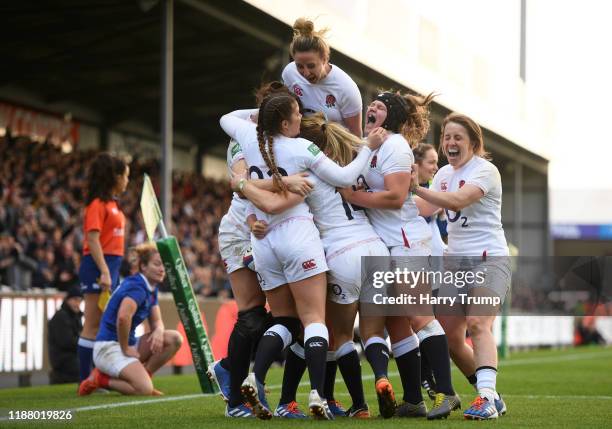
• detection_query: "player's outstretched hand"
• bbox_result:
[367,127,388,150]
[284,172,314,196]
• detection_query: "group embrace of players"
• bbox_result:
[208,18,511,421]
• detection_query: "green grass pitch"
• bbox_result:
[1,346,611,428]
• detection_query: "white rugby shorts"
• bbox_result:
[218,214,253,274]
[252,217,328,290]
[327,237,389,304]
[93,341,139,378]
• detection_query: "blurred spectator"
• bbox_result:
[31,247,57,289]
[48,288,83,384]
[55,241,79,292]
[0,135,231,292]
[0,233,37,289]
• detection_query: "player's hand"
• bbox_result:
[124,347,140,359]
[250,220,268,239]
[409,164,419,193]
[148,329,164,354]
[284,172,314,196]
[367,127,388,150]
[337,186,354,202]
[98,270,112,291]
[230,169,248,192]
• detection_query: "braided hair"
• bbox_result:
[256,94,297,193]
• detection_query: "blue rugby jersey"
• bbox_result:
[96,273,158,346]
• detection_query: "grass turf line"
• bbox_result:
[0,346,610,428]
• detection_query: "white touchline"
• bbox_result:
[1,350,609,420]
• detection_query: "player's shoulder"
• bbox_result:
[381,133,411,155]
[327,64,359,92]
[437,164,454,175]
[87,197,105,209]
[293,136,320,152]
[120,274,147,292]
[282,62,300,81]
[328,64,356,84]
[471,156,500,175]
[434,164,454,182]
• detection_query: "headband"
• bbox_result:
[375,92,409,133]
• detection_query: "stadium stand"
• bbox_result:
[0,134,231,296]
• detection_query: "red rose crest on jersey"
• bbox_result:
[370,155,377,168]
[459,180,466,188]
[441,181,448,191]
[302,259,317,271]
[325,94,336,108]
[293,84,303,97]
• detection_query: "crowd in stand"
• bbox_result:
[0,132,232,298]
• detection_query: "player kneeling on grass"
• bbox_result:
[79,243,182,396]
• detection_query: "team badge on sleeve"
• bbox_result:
[230,141,242,158]
[307,143,321,156]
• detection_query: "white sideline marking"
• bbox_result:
[75,393,213,411]
[1,350,610,420]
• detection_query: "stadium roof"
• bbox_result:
[0,0,547,172]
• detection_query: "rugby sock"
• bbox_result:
[253,324,293,385]
[96,371,110,388]
[364,336,389,380]
[467,373,478,387]
[417,320,455,395]
[392,334,423,404]
[304,323,329,397]
[228,330,255,406]
[323,354,337,401]
[475,366,497,402]
[420,353,436,390]
[279,344,307,405]
[336,341,366,408]
[219,357,230,371]
[77,337,95,382]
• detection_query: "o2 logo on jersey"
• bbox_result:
[370,155,377,168]
[293,84,303,97]
[445,209,469,228]
[325,94,336,108]
[249,165,289,179]
[302,259,317,271]
[331,283,347,301]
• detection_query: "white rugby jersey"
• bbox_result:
[431,156,509,256]
[361,134,431,248]
[219,111,371,228]
[219,139,250,238]
[282,62,362,126]
[429,217,447,257]
[305,173,379,254]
